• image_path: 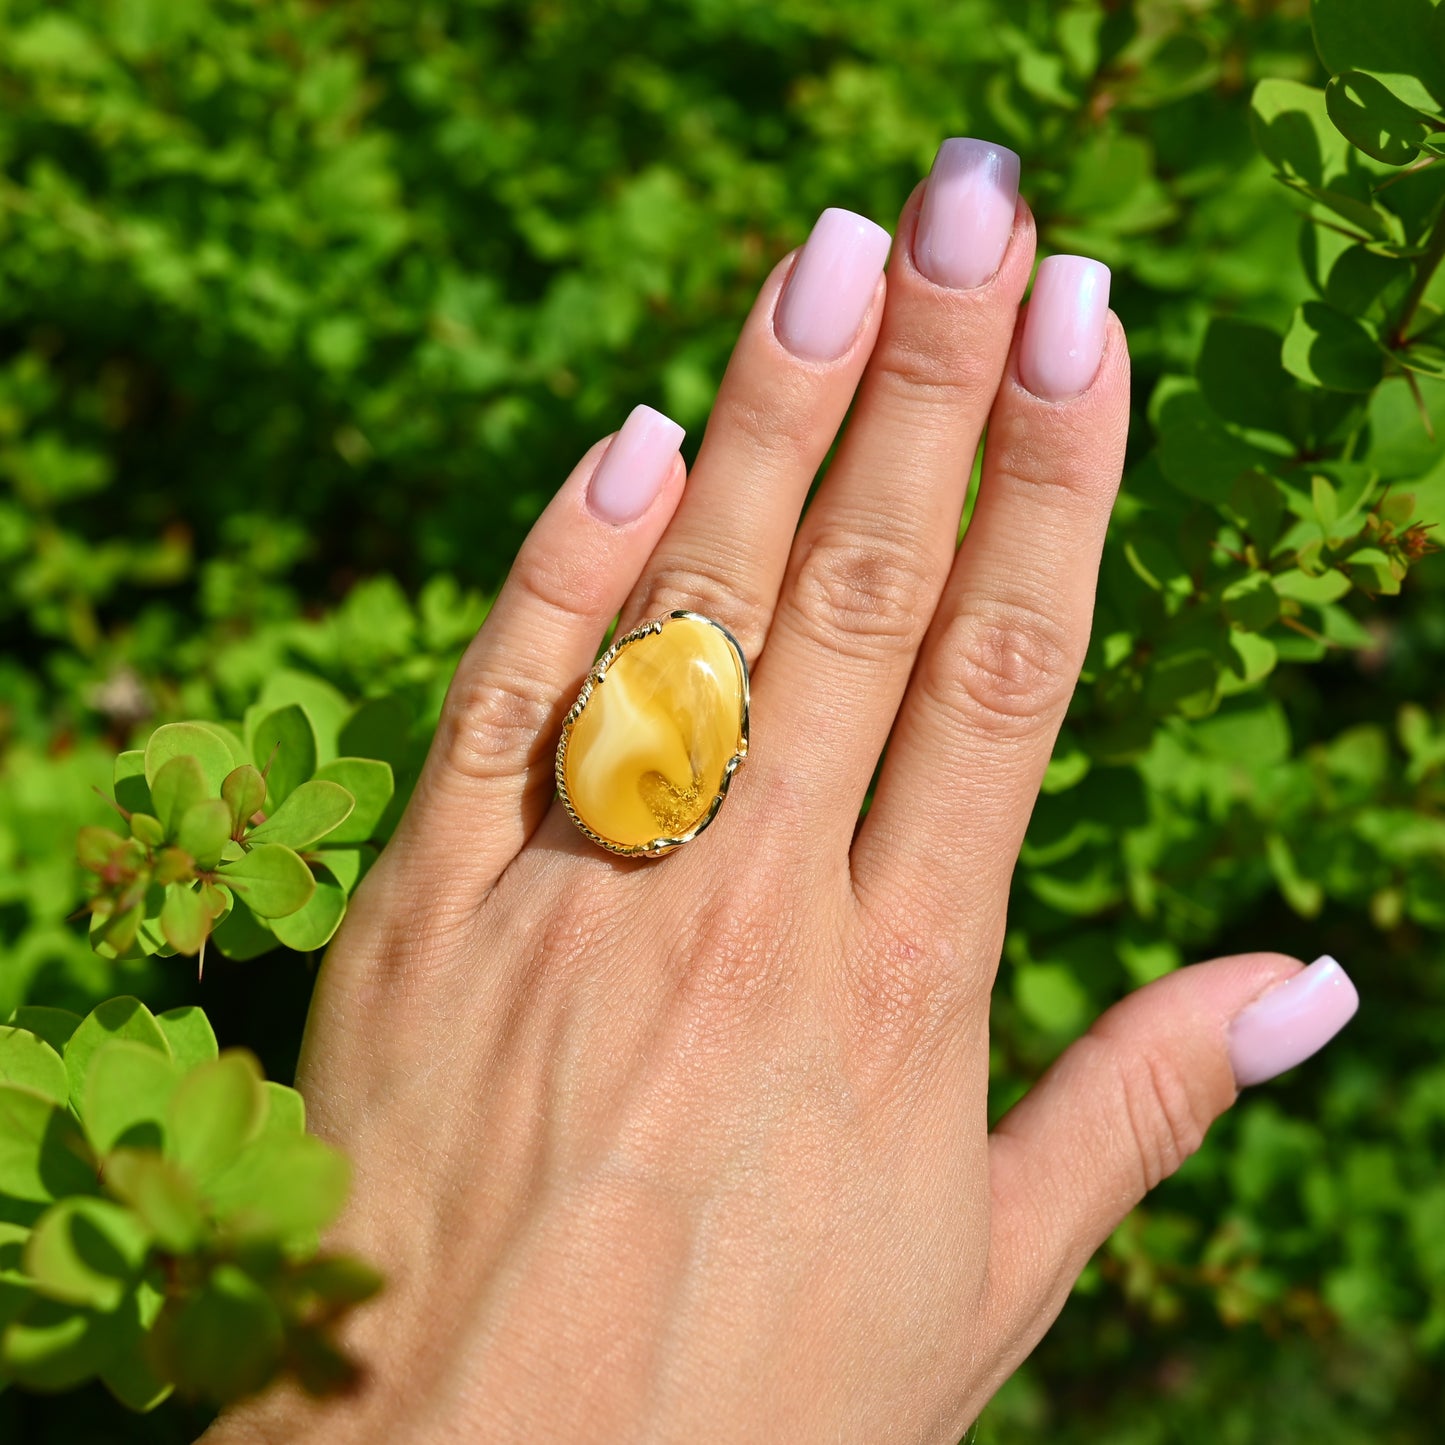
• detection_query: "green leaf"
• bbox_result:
[1326,71,1432,166]
[1251,79,1352,185]
[90,903,146,962]
[1280,177,1401,243]
[338,695,411,770]
[0,1297,105,1391]
[221,765,267,835]
[129,813,165,847]
[188,721,248,769]
[23,1198,150,1311]
[0,1027,69,1107]
[64,998,171,1108]
[174,798,233,870]
[1312,474,1340,531]
[254,671,350,763]
[312,759,394,843]
[1273,568,1353,603]
[315,846,375,894]
[1230,471,1287,552]
[1197,319,1298,436]
[160,884,212,956]
[1266,833,1325,917]
[209,896,277,963]
[261,1082,305,1137]
[1015,963,1089,1035]
[1192,698,1292,765]
[146,1264,284,1404]
[76,826,125,873]
[204,1133,350,1244]
[8,1009,83,1057]
[1224,630,1279,686]
[246,779,355,849]
[103,1151,206,1253]
[221,843,316,919]
[251,704,318,809]
[270,878,347,953]
[1282,302,1384,393]
[144,723,235,795]
[101,1322,174,1412]
[1312,0,1445,111]
[149,755,209,840]
[1123,537,1192,596]
[155,1007,219,1071]
[1145,650,1220,713]
[1222,575,1282,632]
[1152,383,1272,503]
[113,751,151,815]
[82,1042,179,1154]
[166,1052,266,1185]
[0,1085,96,1203]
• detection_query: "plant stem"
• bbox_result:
[1392,210,1445,346]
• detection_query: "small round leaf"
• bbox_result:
[0,1027,69,1107]
[155,1007,219,1071]
[24,1197,150,1311]
[220,844,316,919]
[246,779,355,850]
[166,1052,266,1184]
[144,723,235,793]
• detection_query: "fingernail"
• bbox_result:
[1018,255,1111,401]
[774,207,892,362]
[586,404,685,525]
[1228,956,1359,1088]
[914,137,1021,290]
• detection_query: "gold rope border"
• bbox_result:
[554,610,750,858]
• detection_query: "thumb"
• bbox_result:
[977,952,1358,1380]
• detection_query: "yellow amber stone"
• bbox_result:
[560,614,748,853]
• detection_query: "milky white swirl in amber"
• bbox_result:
[563,616,745,849]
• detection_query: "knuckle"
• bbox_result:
[509,542,611,624]
[721,373,825,465]
[438,667,560,785]
[669,874,799,1021]
[1115,1045,1215,1194]
[873,324,998,412]
[635,557,771,659]
[931,596,1079,736]
[843,914,973,1072]
[787,524,932,658]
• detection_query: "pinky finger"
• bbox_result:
[970,953,1359,1410]
[393,404,687,895]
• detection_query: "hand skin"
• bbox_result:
[207,149,1354,1444]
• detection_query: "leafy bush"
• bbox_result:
[1,0,1443,1439]
[0,996,378,1409]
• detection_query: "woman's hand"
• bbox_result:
[212,139,1357,1443]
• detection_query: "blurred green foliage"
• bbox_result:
[1,0,1443,1439]
[0,997,378,1412]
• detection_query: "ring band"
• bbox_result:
[555,611,750,857]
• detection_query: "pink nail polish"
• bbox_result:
[1228,956,1359,1088]
[774,208,892,362]
[586,404,685,525]
[1018,255,1110,401]
[914,138,1021,290]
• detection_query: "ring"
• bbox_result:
[555,611,750,857]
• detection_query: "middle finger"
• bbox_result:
[751,139,1035,841]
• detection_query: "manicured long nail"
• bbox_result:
[1228,956,1359,1088]
[774,208,892,362]
[1018,255,1110,401]
[587,404,685,525]
[914,138,1021,290]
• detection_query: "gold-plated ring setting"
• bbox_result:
[555,611,749,857]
